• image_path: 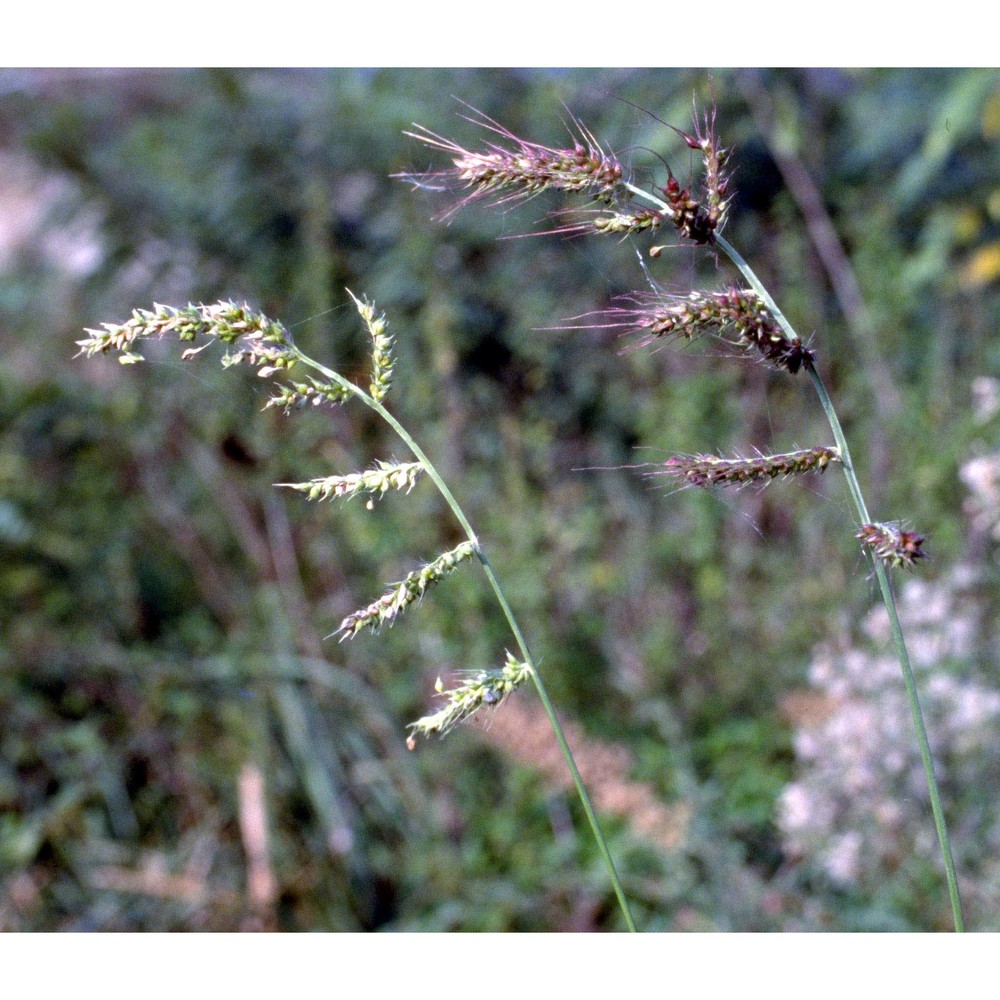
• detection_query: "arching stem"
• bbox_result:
[291,346,638,932]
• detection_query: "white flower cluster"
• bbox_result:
[780,575,1000,888]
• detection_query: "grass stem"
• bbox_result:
[712,233,965,933]
[292,345,638,932]
[620,188,963,928]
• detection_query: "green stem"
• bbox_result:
[291,347,638,932]
[712,233,964,932]
[569,181,963,928]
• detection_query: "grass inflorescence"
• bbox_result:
[81,88,963,933]
[406,651,534,748]
[334,541,476,640]
[654,446,840,489]
[82,280,638,932]
[856,522,927,570]
[400,95,963,932]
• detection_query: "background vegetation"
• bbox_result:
[2,67,1000,931]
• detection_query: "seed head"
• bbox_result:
[660,174,717,245]
[604,286,814,374]
[590,207,671,237]
[77,301,295,374]
[406,650,534,748]
[680,102,731,234]
[856,523,927,570]
[655,446,840,489]
[346,290,394,402]
[278,460,423,503]
[263,376,353,412]
[397,106,627,219]
[335,541,477,640]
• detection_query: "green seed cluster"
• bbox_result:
[76,301,293,373]
[280,460,424,502]
[592,208,668,236]
[264,376,354,412]
[336,541,477,639]
[406,651,533,747]
[348,291,395,402]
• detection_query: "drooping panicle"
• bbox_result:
[406,651,534,748]
[856,523,927,570]
[397,107,627,219]
[278,460,423,502]
[654,446,840,489]
[610,288,743,348]
[335,541,477,640]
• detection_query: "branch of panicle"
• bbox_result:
[334,541,476,640]
[346,290,394,402]
[277,460,423,503]
[396,110,627,219]
[76,301,295,374]
[583,287,814,374]
[685,101,731,234]
[857,523,927,570]
[406,651,534,748]
[652,446,840,489]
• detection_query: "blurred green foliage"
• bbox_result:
[1,68,999,930]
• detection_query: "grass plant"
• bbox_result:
[78,89,965,932]
[399,96,965,932]
[78,298,637,931]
